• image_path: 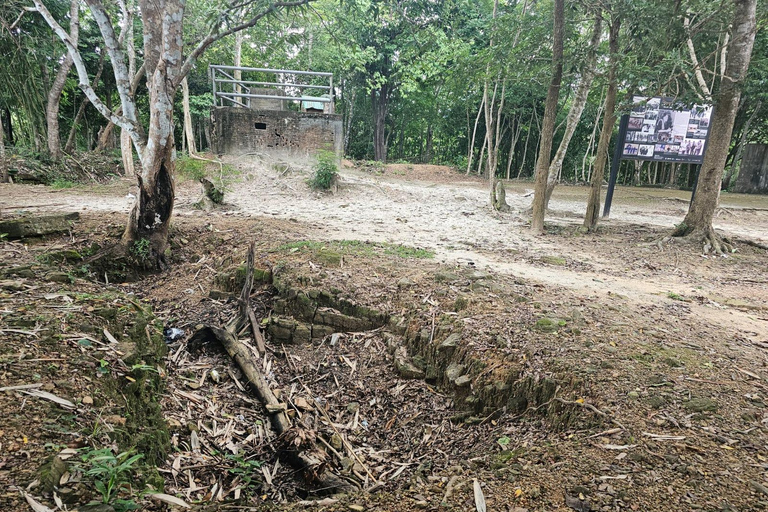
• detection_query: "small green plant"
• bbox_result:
[308,151,339,190]
[225,453,263,487]
[50,178,76,189]
[78,448,143,510]
[130,238,151,262]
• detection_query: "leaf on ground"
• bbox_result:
[23,492,55,512]
[148,493,191,508]
[473,479,486,512]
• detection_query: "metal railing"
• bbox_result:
[210,65,334,113]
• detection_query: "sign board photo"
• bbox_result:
[621,96,712,164]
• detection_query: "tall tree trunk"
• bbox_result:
[65,51,107,154]
[544,14,602,208]
[723,99,760,189]
[182,77,197,154]
[0,112,7,183]
[3,109,12,146]
[119,0,136,176]
[530,0,564,233]
[371,84,389,162]
[676,0,757,253]
[46,0,79,160]
[584,14,621,232]
[467,97,484,174]
[234,30,243,96]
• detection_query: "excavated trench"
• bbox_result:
[256,271,585,429]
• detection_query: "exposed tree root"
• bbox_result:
[672,224,733,255]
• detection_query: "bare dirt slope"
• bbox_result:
[2,161,768,512]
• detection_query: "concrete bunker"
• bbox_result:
[209,65,343,158]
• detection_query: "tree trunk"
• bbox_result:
[182,77,197,154]
[467,97,484,174]
[46,1,79,160]
[3,109,12,146]
[543,14,601,208]
[371,84,389,162]
[530,0,564,233]
[677,0,757,253]
[723,99,760,189]
[0,111,7,183]
[584,14,620,232]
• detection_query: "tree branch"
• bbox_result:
[83,0,140,131]
[30,0,140,146]
[175,0,314,88]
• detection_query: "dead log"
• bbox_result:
[190,242,356,494]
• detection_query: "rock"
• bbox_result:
[397,277,415,287]
[45,272,71,283]
[454,375,472,387]
[348,506,365,512]
[541,255,567,266]
[535,317,565,333]
[394,347,425,379]
[82,395,93,405]
[439,333,461,352]
[347,402,360,413]
[445,363,465,383]
[0,280,25,291]
[565,492,591,512]
[0,212,79,239]
[683,397,718,413]
[330,433,343,451]
[627,391,640,400]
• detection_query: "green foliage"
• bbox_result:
[308,151,339,190]
[77,448,144,509]
[130,238,152,262]
[175,155,208,181]
[49,178,76,189]
[225,453,263,487]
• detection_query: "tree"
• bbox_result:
[33,0,313,268]
[543,11,601,209]
[530,0,564,233]
[583,11,620,232]
[45,0,78,160]
[673,0,757,252]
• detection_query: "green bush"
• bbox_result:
[308,151,339,190]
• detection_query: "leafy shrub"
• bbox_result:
[308,151,339,190]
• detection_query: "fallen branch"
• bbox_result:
[190,242,356,494]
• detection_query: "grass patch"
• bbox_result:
[50,178,76,189]
[275,240,433,260]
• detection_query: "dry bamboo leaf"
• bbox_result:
[22,492,55,512]
[103,327,119,344]
[191,430,201,454]
[22,389,75,409]
[473,479,486,512]
[599,444,637,450]
[149,492,191,508]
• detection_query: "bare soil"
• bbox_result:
[1,159,768,512]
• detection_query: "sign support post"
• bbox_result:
[603,114,629,218]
